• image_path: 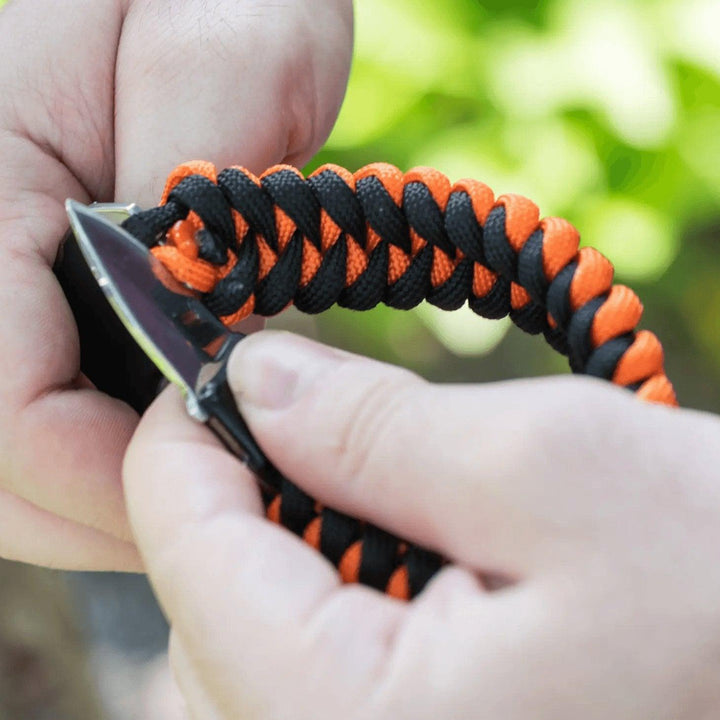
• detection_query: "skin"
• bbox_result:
[0,0,353,569]
[4,1,720,715]
[125,331,720,719]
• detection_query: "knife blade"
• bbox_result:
[65,199,280,492]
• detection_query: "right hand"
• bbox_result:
[124,332,720,720]
[123,332,720,719]
[0,0,353,570]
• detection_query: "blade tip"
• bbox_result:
[66,196,90,212]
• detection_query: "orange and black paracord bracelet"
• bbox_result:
[122,160,677,600]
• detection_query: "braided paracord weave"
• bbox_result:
[122,160,678,599]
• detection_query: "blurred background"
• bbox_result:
[1,0,719,717]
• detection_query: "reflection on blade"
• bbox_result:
[65,200,234,405]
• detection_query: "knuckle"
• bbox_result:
[124,0,351,162]
[330,363,421,493]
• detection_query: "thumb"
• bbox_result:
[227,331,578,577]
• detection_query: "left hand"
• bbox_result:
[0,0,352,570]
[124,331,720,719]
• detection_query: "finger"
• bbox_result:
[1,0,139,547]
[167,633,223,720]
[6,381,139,541]
[114,0,353,206]
[0,486,141,571]
[124,385,407,718]
[0,133,139,543]
[227,331,639,576]
[0,0,122,214]
[365,574,553,720]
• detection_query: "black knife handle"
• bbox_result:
[196,362,282,494]
[54,229,164,413]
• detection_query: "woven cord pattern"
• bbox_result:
[122,160,678,599]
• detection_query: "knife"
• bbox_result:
[65,200,281,494]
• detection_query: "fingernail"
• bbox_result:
[228,331,341,410]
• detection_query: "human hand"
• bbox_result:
[124,331,720,719]
[0,0,352,569]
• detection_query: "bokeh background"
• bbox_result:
[1,0,719,717]
[301,0,720,411]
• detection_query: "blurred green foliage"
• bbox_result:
[295,0,720,411]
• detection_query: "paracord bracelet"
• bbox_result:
[122,160,677,600]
